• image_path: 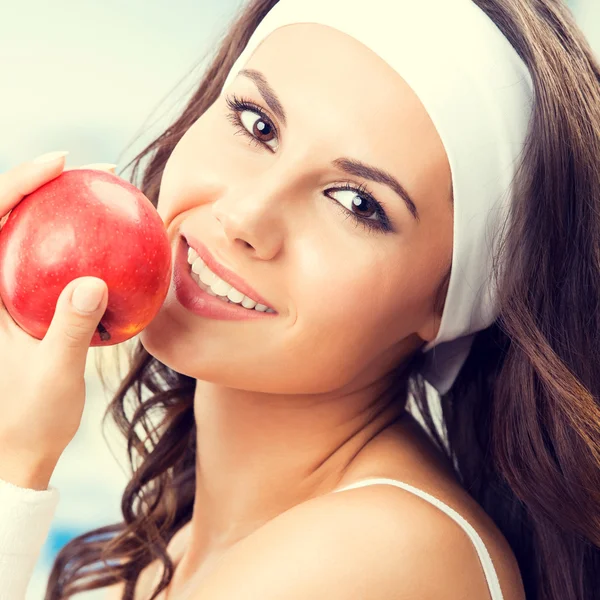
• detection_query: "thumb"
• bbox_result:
[40,277,108,371]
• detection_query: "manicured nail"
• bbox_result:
[71,279,105,313]
[76,163,118,172]
[33,150,69,165]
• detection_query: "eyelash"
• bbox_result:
[224,94,393,234]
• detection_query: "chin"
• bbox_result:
[137,309,223,384]
[138,311,191,375]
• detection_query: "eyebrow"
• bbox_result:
[238,68,419,221]
[240,69,287,126]
[332,158,419,221]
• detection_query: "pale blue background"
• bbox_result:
[0,1,597,598]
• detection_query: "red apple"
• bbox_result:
[0,169,172,346]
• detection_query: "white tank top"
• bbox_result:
[331,477,504,600]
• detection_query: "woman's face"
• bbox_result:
[141,23,453,395]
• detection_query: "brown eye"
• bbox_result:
[239,110,279,150]
[327,189,380,221]
[350,195,377,218]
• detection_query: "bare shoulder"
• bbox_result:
[193,482,525,599]
[103,581,124,600]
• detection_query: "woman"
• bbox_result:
[0,0,599,598]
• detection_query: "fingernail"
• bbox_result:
[33,150,69,165]
[71,279,105,313]
[76,163,118,172]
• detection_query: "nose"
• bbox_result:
[211,175,289,260]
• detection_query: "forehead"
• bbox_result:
[238,23,451,209]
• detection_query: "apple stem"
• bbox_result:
[97,321,111,342]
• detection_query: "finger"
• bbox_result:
[0,151,69,221]
[39,277,108,374]
[64,163,117,174]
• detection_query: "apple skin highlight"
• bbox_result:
[0,169,172,346]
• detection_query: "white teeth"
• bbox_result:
[212,277,232,297]
[191,257,205,275]
[199,266,217,286]
[186,243,274,313]
[241,295,257,309]
[227,287,245,303]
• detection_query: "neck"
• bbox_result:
[182,375,406,566]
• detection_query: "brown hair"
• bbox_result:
[45,1,600,598]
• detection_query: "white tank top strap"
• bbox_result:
[331,477,504,600]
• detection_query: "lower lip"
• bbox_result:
[173,237,277,321]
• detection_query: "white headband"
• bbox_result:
[222,0,534,394]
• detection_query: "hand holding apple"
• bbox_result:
[0,153,171,490]
[0,163,171,345]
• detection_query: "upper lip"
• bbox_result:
[182,233,274,309]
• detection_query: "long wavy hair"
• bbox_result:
[45,1,600,598]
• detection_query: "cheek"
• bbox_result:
[283,251,407,380]
[294,239,448,361]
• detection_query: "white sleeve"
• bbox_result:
[0,477,60,600]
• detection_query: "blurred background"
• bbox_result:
[0,0,598,598]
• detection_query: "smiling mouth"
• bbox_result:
[185,244,275,313]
